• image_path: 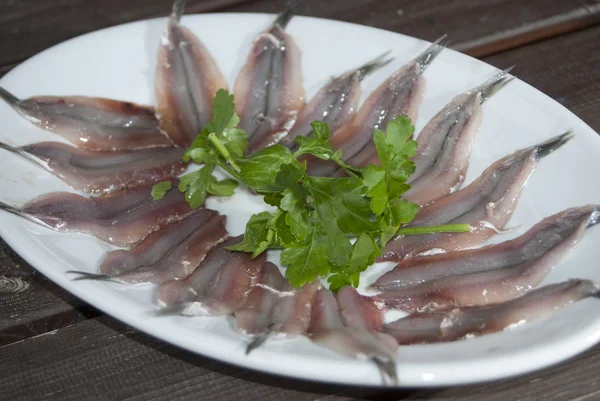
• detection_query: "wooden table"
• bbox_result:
[1,1,599,399]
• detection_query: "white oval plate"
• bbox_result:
[1,13,600,388]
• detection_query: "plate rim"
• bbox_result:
[1,11,600,388]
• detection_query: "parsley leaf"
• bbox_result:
[327,272,360,292]
[293,121,359,175]
[207,176,238,197]
[205,89,236,136]
[280,185,311,242]
[328,233,380,291]
[362,165,387,215]
[304,176,377,235]
[239,145,298,192]
[178,164,215,209]
[293,121,333,159]
[390,199,419,226]
[163,89,472,290]
[227,212,273,252]
[281,223,351,288]
[151,180,172,201]
[183,129,212,164]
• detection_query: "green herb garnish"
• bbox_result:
[152,89,470,290]
[151,180,172,201]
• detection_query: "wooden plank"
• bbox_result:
[0,0,252,68]
[1,315,600,401]
[1,0,599,72]
[484,25,600,132]
[221,0,600,57]
[0,239,98,346]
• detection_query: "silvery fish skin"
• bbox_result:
[244,279,320,354]
[377,205,599,312]
[383,279,600,344]
[235,262,287,339]
[0,180,192,247]
[337,286,386,332]
[0,88,173,151]
[372,205,600,292]
[68,210,229,285]
[157,236,265,316]
[155,0,228,146]
[308,287,398,384]
[0,141,186,195]
[279,52,393,149]
[234,5,305,153]
[306,37,447,177]
[403,69,514,206]
[380,132,574,261]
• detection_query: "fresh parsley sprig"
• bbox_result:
[152,89,470,290]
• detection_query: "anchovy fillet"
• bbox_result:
[155,0,228,146]
[308,287,398,384]
[380,132,574,261]
[235,262,287,344]
[157,236,265,316]
[377,205,599,312]
[245,280,320,354]
[403,69,514,205]
[383,279,600,344]
[68,210,229,285]
[306,37,447,177]
[0,141,186,195]
[0,87,173,151]
[0,181,192,246]
[234,3,305,153]
[280,52,393,149]
[372,205,599,292]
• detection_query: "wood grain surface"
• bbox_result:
[0,0,600,399]
[0,241,98,346]
[2,315,600,401]
[0,0,251,68]
[222,0,600,56]
[1,0,599,73]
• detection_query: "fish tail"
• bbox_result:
[477,67,515,104]
[245,323,278,354]
[0,87,20,107]
[245,332,270,355]
[414,34,448,74]
[0,201,60,230]
[0,141,18,155]
[0,200,22,216]
[0,142,46,169]
[66,270,121,283]
[0,142,31,162]
[534,130,574,160]
[357,51,394,81]
[373,356,398,385]
[274,0,302,29]
[170,0,187,24]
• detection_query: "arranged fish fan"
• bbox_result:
[1,0,599,388]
